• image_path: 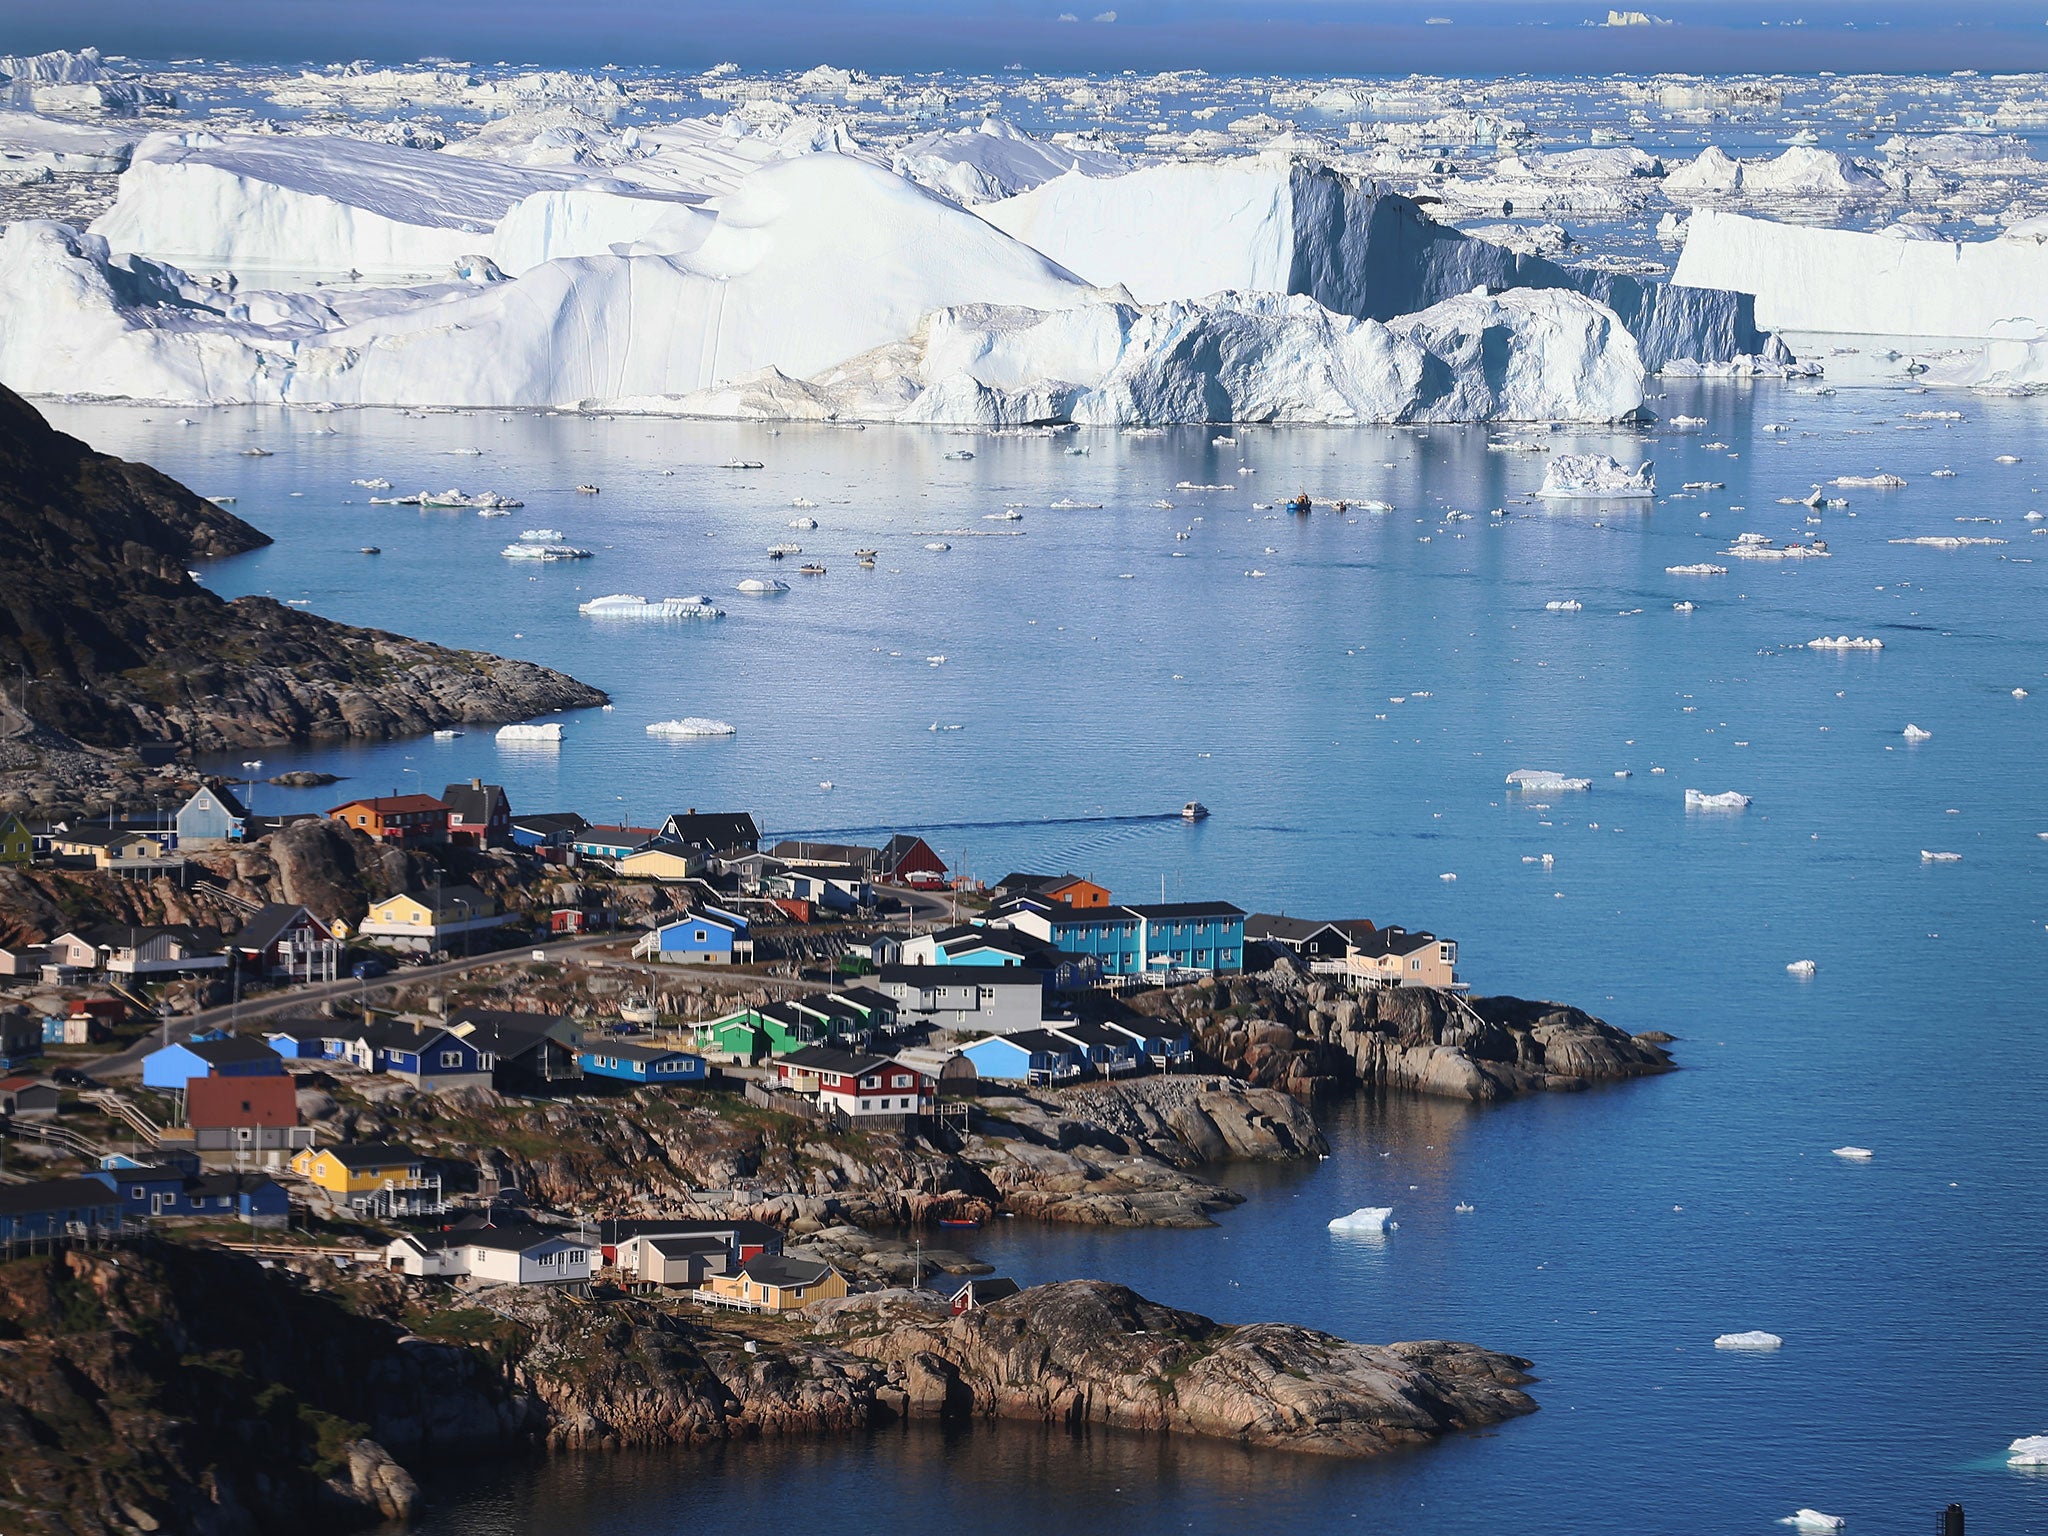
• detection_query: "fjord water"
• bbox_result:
[44,389,2048,1534]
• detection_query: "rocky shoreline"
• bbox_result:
[0,1240,1536,1534]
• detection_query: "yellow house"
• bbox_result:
[291,1142,426,1196]
[701,1255,848,1311]
[51,828,174,868]
[1342,927,1460,989]
[0,813,30,866]
[616,844,701,883]
[356,886,501,952]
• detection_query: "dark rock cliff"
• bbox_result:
[0,385,606,750]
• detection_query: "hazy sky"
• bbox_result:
[13,0,2048,74]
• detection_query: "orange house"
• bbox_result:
[1042,876,1110,908]
[327,795,451,847]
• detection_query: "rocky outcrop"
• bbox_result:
[1054,1076,1328,1164]
[0,384,605,753]
[816,1281,1536,1454]
[1135,963,1673,1103]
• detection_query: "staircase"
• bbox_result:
[79,1089,163,1146]
[3,1116,108,1160]
[192,879,263,918]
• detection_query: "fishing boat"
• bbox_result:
[798,562,827,575]
[1287,492,1312,514]
[360,545,381,554]
[936,1217,981,1229]
[854,547,878,563]
[575,483,601,494]
[1182,800,1210,822]
[721,460,765,470]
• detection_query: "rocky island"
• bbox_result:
[0,385,605,813]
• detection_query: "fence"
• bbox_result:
[0,1224,138,1263]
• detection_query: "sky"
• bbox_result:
[9,0,2048,73]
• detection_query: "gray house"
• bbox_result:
[174,783,249,847]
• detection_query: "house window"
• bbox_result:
[538,1250,556,1266]
[694,930,708,943]
[1410,959,1421,971]
[440,1051,463,1067]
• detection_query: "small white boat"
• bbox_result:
[575,483,601,494]
[646,717,737,738]
[768,542,802,556]
[240,447,273,457]
[360,546,381,554]
[925,541,951,551]
[985,510,1024,520]
[432,729,463,739]
[496,722,563,742]
[736,578,790,594]
[721,460,764,470]
[1182,800,1210,822]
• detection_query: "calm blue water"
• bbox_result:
[43,389,2048,1533]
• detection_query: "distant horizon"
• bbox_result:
[16,1,2048,77]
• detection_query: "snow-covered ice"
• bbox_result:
[2008,1436,2048,1466]
[1713,1330,1784,1350]
[1507,769,1591,791]
[1776,1511,1845,1531]
[1686,789,1751,810]
[1537,453,1655,498]
[1328,1207,1394,1233]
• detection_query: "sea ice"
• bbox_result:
[1920,850,1961,862]
[1713,1330,1784,1350]
[1328,1207,1394,1233]
[1833,1147,1874,1161]
[1804,636,1883,650]
[1776,1511,1845,1531]
[646,717,737,737]
[495,722,563,742]
[1685,789,1751,810]
[1902,724,1932,741]
[2007,1435,2048,1465]
[1536,453,1655,498]
[1787,959,1817,976]
[1507,769,1591,791]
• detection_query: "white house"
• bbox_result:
[873,965,1045,1036]
[385,1222,592,1288]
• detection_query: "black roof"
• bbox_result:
[512,811,589,836]
[441,781,510,824]
[1046,1020,1135,1050]
[1245,913,1340,943]
[1348,926,1439,959]
[316,1142,420,1169]
[780,1045,894,1075]
[736,1253,837,1287]
[981,1027,1077,1055]
[769,839,882,865]
[830,985,896,1014]
[186,1171,281,1199]
[233,903,322,951]
[639,1234,731,1257]
[410,1221,579,1254]
[878,965,1043,988]
[178,1035,285,1066]
[447,1009,568,1055]
[659,812,760,852]
[880,833,944,868]
[189,781,251,818]
[357,1017,455,1053]
[0,1176,122,1216]
[1118,901,1246,921]
[585,1041,698,1065]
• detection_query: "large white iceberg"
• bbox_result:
[1685,789,1751,810]
[2008,1435,2048,1465]
[1676,207,2048,340]
[890,117,1126,205]
[1536,453,1655,499]
[1666,144,1883,201]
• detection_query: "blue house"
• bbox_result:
[999,899,1244,978]
[577,1042,707,1085]
[1045,1020,1143,1076]
[173,782,249,846]
[635,906,753,966]
[264,1026,331,1060]
[958,1028,1086,1084]
[97,1152,193,1214]
[359,1019,494,1089]
[96,1154,287,1225]
[511,811,588,851]
[0,1175,127,1239]
[142,1035,287,1091]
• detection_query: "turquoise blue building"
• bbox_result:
[639,906,753,965]
[997,900,1245,978]
[578,1042,707,1084]
[141,1035,287,1091]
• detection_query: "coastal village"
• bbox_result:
[0,773,1486,1304]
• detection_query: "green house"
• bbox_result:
[694,1008,816,1063]
[0,813,30,867]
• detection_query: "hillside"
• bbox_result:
[0,385,605,751]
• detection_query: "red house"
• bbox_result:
[879,834,949,890]
[441,780,513,847]
[326,795,450,847]
[187,1074,300,1132]
[775,1046,934,1119]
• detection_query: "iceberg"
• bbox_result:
[1777,1511,1845,1531]
[1506,769,1591,791]
[1833,1147,1874,1161]
[1787,959,1817,976]
[1328,1207,1394,1233]
[1803,636,1883,650]
[495,722,563,742]
[1686,789,1750,810]
[1675,207,2048,340]
[1713,1330,1784,1350]
[889,116,1127,206]
[1544,599,1583,611]
[1921,850,1962,862]
[2007,1435,2048,1465]
[1537,454,1655,499]
[1666,563,1727,575]
[1832,473,1907,488]
[1902,724,1932,742]
[578,593,723,618]
[646,717,737,737]
[983,157,1774,370]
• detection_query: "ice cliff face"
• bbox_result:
[985,157,1770,371]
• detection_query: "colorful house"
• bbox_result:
[701,1254,847,1311]
[874,965,1046,1036]
[387,1222,592,1287]
[993,872,1111,908]
[878,833,948,888]
[326,795,450,847]
[441,778,513,846]
[356,886,502,953]
[998,901,1244,978]
[634,907,753,965]
[444,1009,583,1091]
[616,839,703,882]
[957,1028,1086,1084]
[654,811,760,858]
[290,1142,441,1215]
[349,1018,497,1090]
[1332,927,1460,989]
[0,1175,126,1240]
[182,1074,314,1163]
[49,827,177,868]
[775,1046,934,1118]
[142,1035,287,1092]
[0,812,33,866]
[572,823,657,861]
[173,782,249,847]
[577,1042,707,1085]
[231,904,341,981]
[510,811,588,852]
[692,1011,773,1064]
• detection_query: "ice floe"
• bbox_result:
[1902,723,1932,742]
[1713,1330,1783,1351]
[2007,1436,2048,1466]
[495,722,563,742]
[646,717,737,737]
[1507,769,1591,791]
[1833,1147,1874,1161]
[1328,1207,1394,1233]
[1787,959,1817,976]
[1685,789,1751,810]
[1776,1511,1845,1531]
[1803,636,1883,650]
[1536,453,1654,499]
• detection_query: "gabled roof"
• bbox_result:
[640,1233,730,1258]
[512,811,589,836]
[1348,926,1440,959]
[621,837,698,861]
[313,1141,420,1170]
[584,1041,699,1065]
[407,1221,579,1254]
[441,781,510,825]
[880,833,945,869]
[658,811,760,851]
[165,1035,282,1067]
[770,840,882,866]
[358,1017,458,1054]
[54,825,168,847]
[233,903,323,951]
[1245,913,1338,944]
[328,794,448,816]
[574,823,657,846]
[446,1009,570,1056]
[1046,1020,1136,1050]
[779,1045,894,1076]
[378,883,489,909]
[184,781,250,818]
[597,1215,780,1246]
[968,1028,1077,1056]
[735,1253,837,1288]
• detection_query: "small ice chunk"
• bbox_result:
[1833,1146,1874,1160]
[1667,563,1728,575]
[1686,788,1751,809]
[1328,1207,1393,1233]
[1805,636,1882,650]
[1902,723,1932,741]
[1777,1511,1845,1531]
[2007,1435,2048,1465]
[1440,872,1457,881]
[1508,769,1591,792]
[1714,1330,1784,1350]
[1545,598,1584,611]
[1921,850,1961,862]
[1787,959,1817,976]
